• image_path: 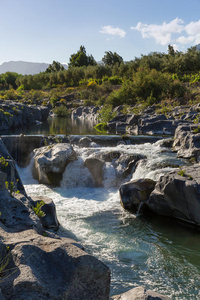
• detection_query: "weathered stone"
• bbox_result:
[0,191,43,233]
[1,228,110,300]
[31,196,59,230]
[0,101,49,132]
[119,178,156,212]
[32,143,77,186]
[173,124,200,159]
[84,157,104,187]
[148,164,200,225]
[111,286,171,300]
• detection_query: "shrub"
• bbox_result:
[53,105,69,117]
[98,104,117,123]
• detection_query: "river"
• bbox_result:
[12,116,200,299]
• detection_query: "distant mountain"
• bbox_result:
[0,61,68,75]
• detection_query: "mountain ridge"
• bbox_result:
[0,61,68,75]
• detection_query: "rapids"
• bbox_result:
[17,138,200,299]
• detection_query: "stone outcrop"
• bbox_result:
[1,228,110,300]
[111,286,171,300]
[173,124,200,160]
[0,100,49,132]
[119,179,156,212]
[32,143,77,186]
[71,105,100,120]
[148,164,200,226]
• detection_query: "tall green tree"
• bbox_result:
[102,51,123,66]
[45,61,65,73]
[69,46,96,67]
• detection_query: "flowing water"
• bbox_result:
[17,138,200,299]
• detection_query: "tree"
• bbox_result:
[68,46,96,68]
[45,61,65,73]
[102,51,123,66]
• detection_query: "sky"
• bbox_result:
[1,0,200,65]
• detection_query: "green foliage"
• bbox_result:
[94,122,108,133]
[5,181,20,197]
[0,245,11,278]
[45,61,65,73]
[98,104,117,123]
[69,46,96,68]
[193,127,200,134]
[177,169,186,176]
[0,156,8,170]
[102,51,123,66]
[53,105,69,117]
[32,201,46,218]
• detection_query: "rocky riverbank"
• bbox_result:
[71,103,200,136]
[0,100,49,132]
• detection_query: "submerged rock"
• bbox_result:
[32,143,77,186]
[119,178,156,212]
[111,286,171,300]
[148,164,200,226]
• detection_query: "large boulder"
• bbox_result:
[32,143,77,186]
[148,164,200,225]
[1,228,111,300]
[173,124,200,159]
[119,179,156,212]
[111,286,171,300]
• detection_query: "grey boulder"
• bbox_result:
[148,164,200,226]
[32,143,77,186]
[111,286,171,300]
[119,179,156,212]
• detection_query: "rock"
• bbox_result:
[157,138,174,148]
[0,289,4,300]
[32,143,77,186]
[111,286,171,300]
[31,196,59,230]
[78,137,92,147]
[119,179,156,212]
[0,101,49,132]
[1,228,110,300]
[0,139,25,193]
[2,135,44,167]
[148,164,200,226]
[84,157,104,187]
[173,124,200,159]
[0,191,43,232]
[139,119,178,135]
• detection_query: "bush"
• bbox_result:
[98,104,117,123]
[53,105,69,117]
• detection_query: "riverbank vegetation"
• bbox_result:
[1,45,200,115]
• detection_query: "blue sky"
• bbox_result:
[1,0,200,65]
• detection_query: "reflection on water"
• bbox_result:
[0,116,100,136]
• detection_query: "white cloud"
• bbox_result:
[176,35,195,45]
[131,18,184,46]
[185,20,200,35]
[100,25,126,38]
